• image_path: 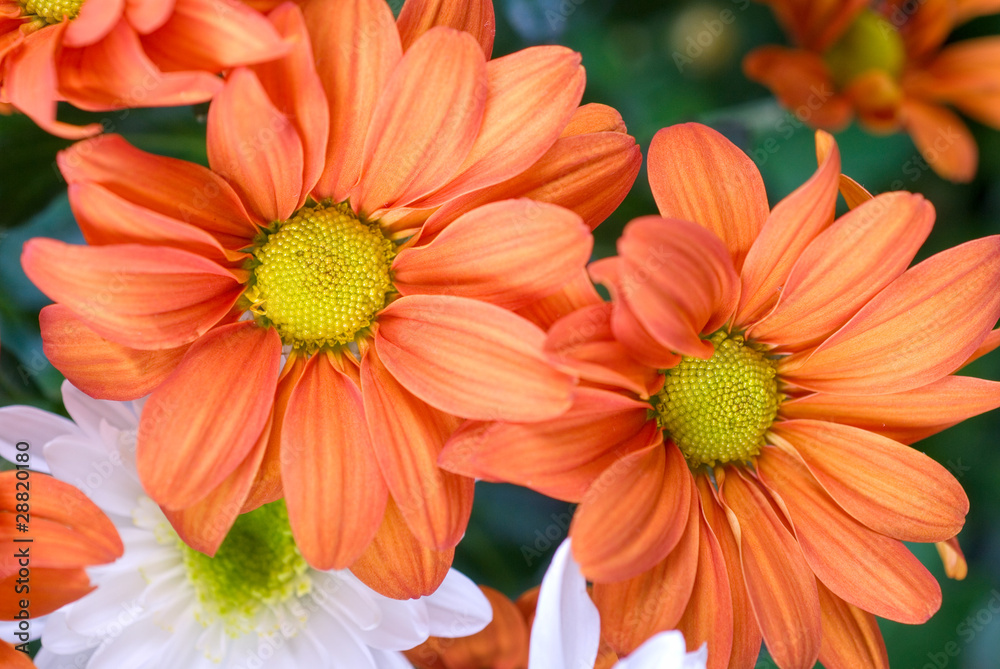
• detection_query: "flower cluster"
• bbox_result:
[1,0,999,668]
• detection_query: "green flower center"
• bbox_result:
[824,10,906,89]
[653,332,779,467]
[18,0,83,23]
[181,501,311,636]
[245,202,396,350]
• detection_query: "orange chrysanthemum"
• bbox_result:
[442,123,996,669]
[0,0,288,138]
[744,0,1000,181]
[21,0,641,598]
[0,471,123,666]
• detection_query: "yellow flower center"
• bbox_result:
[18,0,83,24]
[653,332,779,467]
[245,202,395,350]
[824,9,906,89]
[180,501,312,636]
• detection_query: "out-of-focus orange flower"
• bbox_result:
[744,0,1000,181]
[0,470,123,665]
[21,0,640,600]
[442,123,1000,669]
[0,0,289,138]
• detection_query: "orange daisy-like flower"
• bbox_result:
[0,470,123,666]
[744,0,1000,181]
[0,0,288,138]
[21,0,641,598]
[442,123,998,668]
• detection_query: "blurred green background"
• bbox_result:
[2,1,999,667]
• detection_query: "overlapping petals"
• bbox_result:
[22,0,641,600]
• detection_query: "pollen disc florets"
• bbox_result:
[19,0,84,23]
[654,331,779,467]
[824,9,906,88]
[245,202,396,349]
[179,501,311,636]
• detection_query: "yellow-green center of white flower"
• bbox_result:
[824,9,906,88]
[181,501,311,636]
[19,0,83,23]
[245,202,396,350]
[653,332,779,467]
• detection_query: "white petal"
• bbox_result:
[86,615,171,669]
[33,646,95,669]
[370,648,414,669]
[353,595,429,651]
[422,568,492,638]
[62,380,138,437]
[528,539,600,669]
[43,435,144,517]
[65,570,148,637]
[0,405,81,472]
[312,571,382,632]
[614,632,707,669]
[305,608,377,669]
[38,611,92,654]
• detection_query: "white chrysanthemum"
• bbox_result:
[0,382,492,669]
[529,539,708,669]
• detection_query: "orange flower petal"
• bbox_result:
[374,295,575,421]
[742,47,852,130]
[963,327,1000,368]
[240,354,309,512]
[207,68,304,222]
[58,21,222,110]
[394,199,591,310]
[137,322,280,509]
[0,472,121,570]
[899,99,977,183]
[422,130,641,238]
[589,257,681,370]
[781,375,1000,444]
[516,269,604,331]
[592,484,700,655]
[5,25,102,139]
[304,0,401,202]
[0,640,37,668]
[757,447,942,623]
[439,389,653,502]
[0,568,93,618]
[560,102,627,136]
[124,0,173,34]
[69,182,236,264]
[936,536,968,580]
[617,216,740,358]
[545,302,661,397]
[780,236,1000,394]
[771,420,968,542]
[249,3,329,198]
[352,27,487,216]
[281,353,388,570]
[737,131,840,326]
[407,586,528,669]
[917,38,1000,123]
[162,412,273,556]
[720,471,821,669]
[675,507,734,669]
[413,46,585,207]
[647,123,769,272]
[817,583,889,669]
[138,0,287,71]
[351,496,453,599]
[57,134,259,245]
[39,305,188,401]
[361,345,471,550]
[750,192,934,350]
[572,440,692,583]
[696,477,762,669]
[23,240,242,350]
[396,0,495,57]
